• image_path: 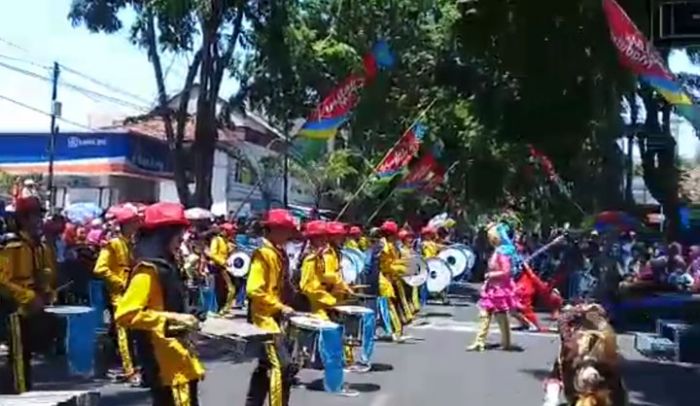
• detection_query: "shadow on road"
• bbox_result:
[520,358,700,406]
[99,388,151,406]
[305,379,381,393]
[369,363,394,372]
[420,312,454,318]
[622,358,700,406]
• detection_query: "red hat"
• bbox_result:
[380,220,399,235]
[221,223,237,233]
[398,229,413,240]
[421,226,437,236]
[142,202,189,229]
[326,221,347,237]
[262,209,297,230]
[14,196,42,215]
[349,226,362,236]
[303,220,327,237]
[112,206,140,225]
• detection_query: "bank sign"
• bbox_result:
[0,131,172,178]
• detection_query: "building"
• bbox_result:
[0,98,315,214]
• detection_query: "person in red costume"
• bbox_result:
[510,229,563,332]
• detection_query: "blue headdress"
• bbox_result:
[493,223,524,279]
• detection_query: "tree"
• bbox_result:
[69,0,251,208]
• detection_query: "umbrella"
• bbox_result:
[64,202,103,225]
[594,211,638,232]
[185,207,213,221]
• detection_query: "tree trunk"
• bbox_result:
[638,91,681,240]
[145,12,191,206]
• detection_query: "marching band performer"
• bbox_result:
[245,209,299,406]
[93,205,141,385]
[398,229,421,314]
[322,222,354,300]
[208,226,235,314]
[0,196,59,394]
[299,220,336,320]
[466,223,520,352]
[421,226,449,304]
[116,202,204,405]
[377,220,409,341]
[344,226,362,250]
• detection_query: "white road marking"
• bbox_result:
[407,319,558,338]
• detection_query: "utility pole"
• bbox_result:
[47,62,60,213]
[283,121,290,209]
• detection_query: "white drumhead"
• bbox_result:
[44,306,93,315]
[334,305,374,314]
[403,256,428,287]
[340,250,359,284]
[426,258,452,293]
[228,251,251,277]
[438,246,469,278]
[290,316,339,330]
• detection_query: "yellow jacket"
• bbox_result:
[246,239,289,334]
[358,236,371,251]
[322,245,352,296]
[344,239,360,250]
[116,261,204,387]
[209,235,229,269]
[378,238,407,298]
[299,250,336,320]
[0,233,55,307]
[421,240,441,258]
[94,236,132,301]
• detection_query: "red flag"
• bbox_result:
[399,152,445,192]
[375,123,426,178]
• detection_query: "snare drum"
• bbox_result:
[44,306,98,377]
[287,316,339,368]
[332,305,375,346]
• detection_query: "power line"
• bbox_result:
[0,93,95,131]
[0,35,155,107]
[0,60,152,112]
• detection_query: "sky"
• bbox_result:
[0,1,698,159]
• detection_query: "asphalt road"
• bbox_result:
[85,300,700,406]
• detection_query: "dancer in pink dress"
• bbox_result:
[466,222,520,351]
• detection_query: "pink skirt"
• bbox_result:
[478,281,521,313]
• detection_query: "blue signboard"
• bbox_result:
[0,131,172,175]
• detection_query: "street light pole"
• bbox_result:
[47,62,60,213]
[283,122,290,208]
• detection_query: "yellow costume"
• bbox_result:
[344,238,360,250]
[116,261,204,397]
[421,240,441,258]
[94,236,135,377]
[299,249,337,320]
[358,236,371,251]
[378,238,407,335]
[246,238,294,406]
[209,234,235,314]
[0,233,56,394]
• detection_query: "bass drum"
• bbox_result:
[340,249,361,284]
[438,244,476,279]
[426,257,452,293]
[403,255,428,287]
[227,251,252,277]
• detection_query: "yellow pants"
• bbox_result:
[411,286,421,313]
[116,325,135,376]
[395,281,413,323]
[468,311,511,350]
[388,300,403,336]
[220,272,237,314]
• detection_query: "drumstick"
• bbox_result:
[55,281,74,293]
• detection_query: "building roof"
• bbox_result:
[99,114,243,143]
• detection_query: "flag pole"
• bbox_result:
[335,97,438,220]
[365,188,397,226]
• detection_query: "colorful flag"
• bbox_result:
[602,0,700,129]
[397,151,445,192]
[375,122,426,178]
[528,145,572,198]
[297,40,395,140]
